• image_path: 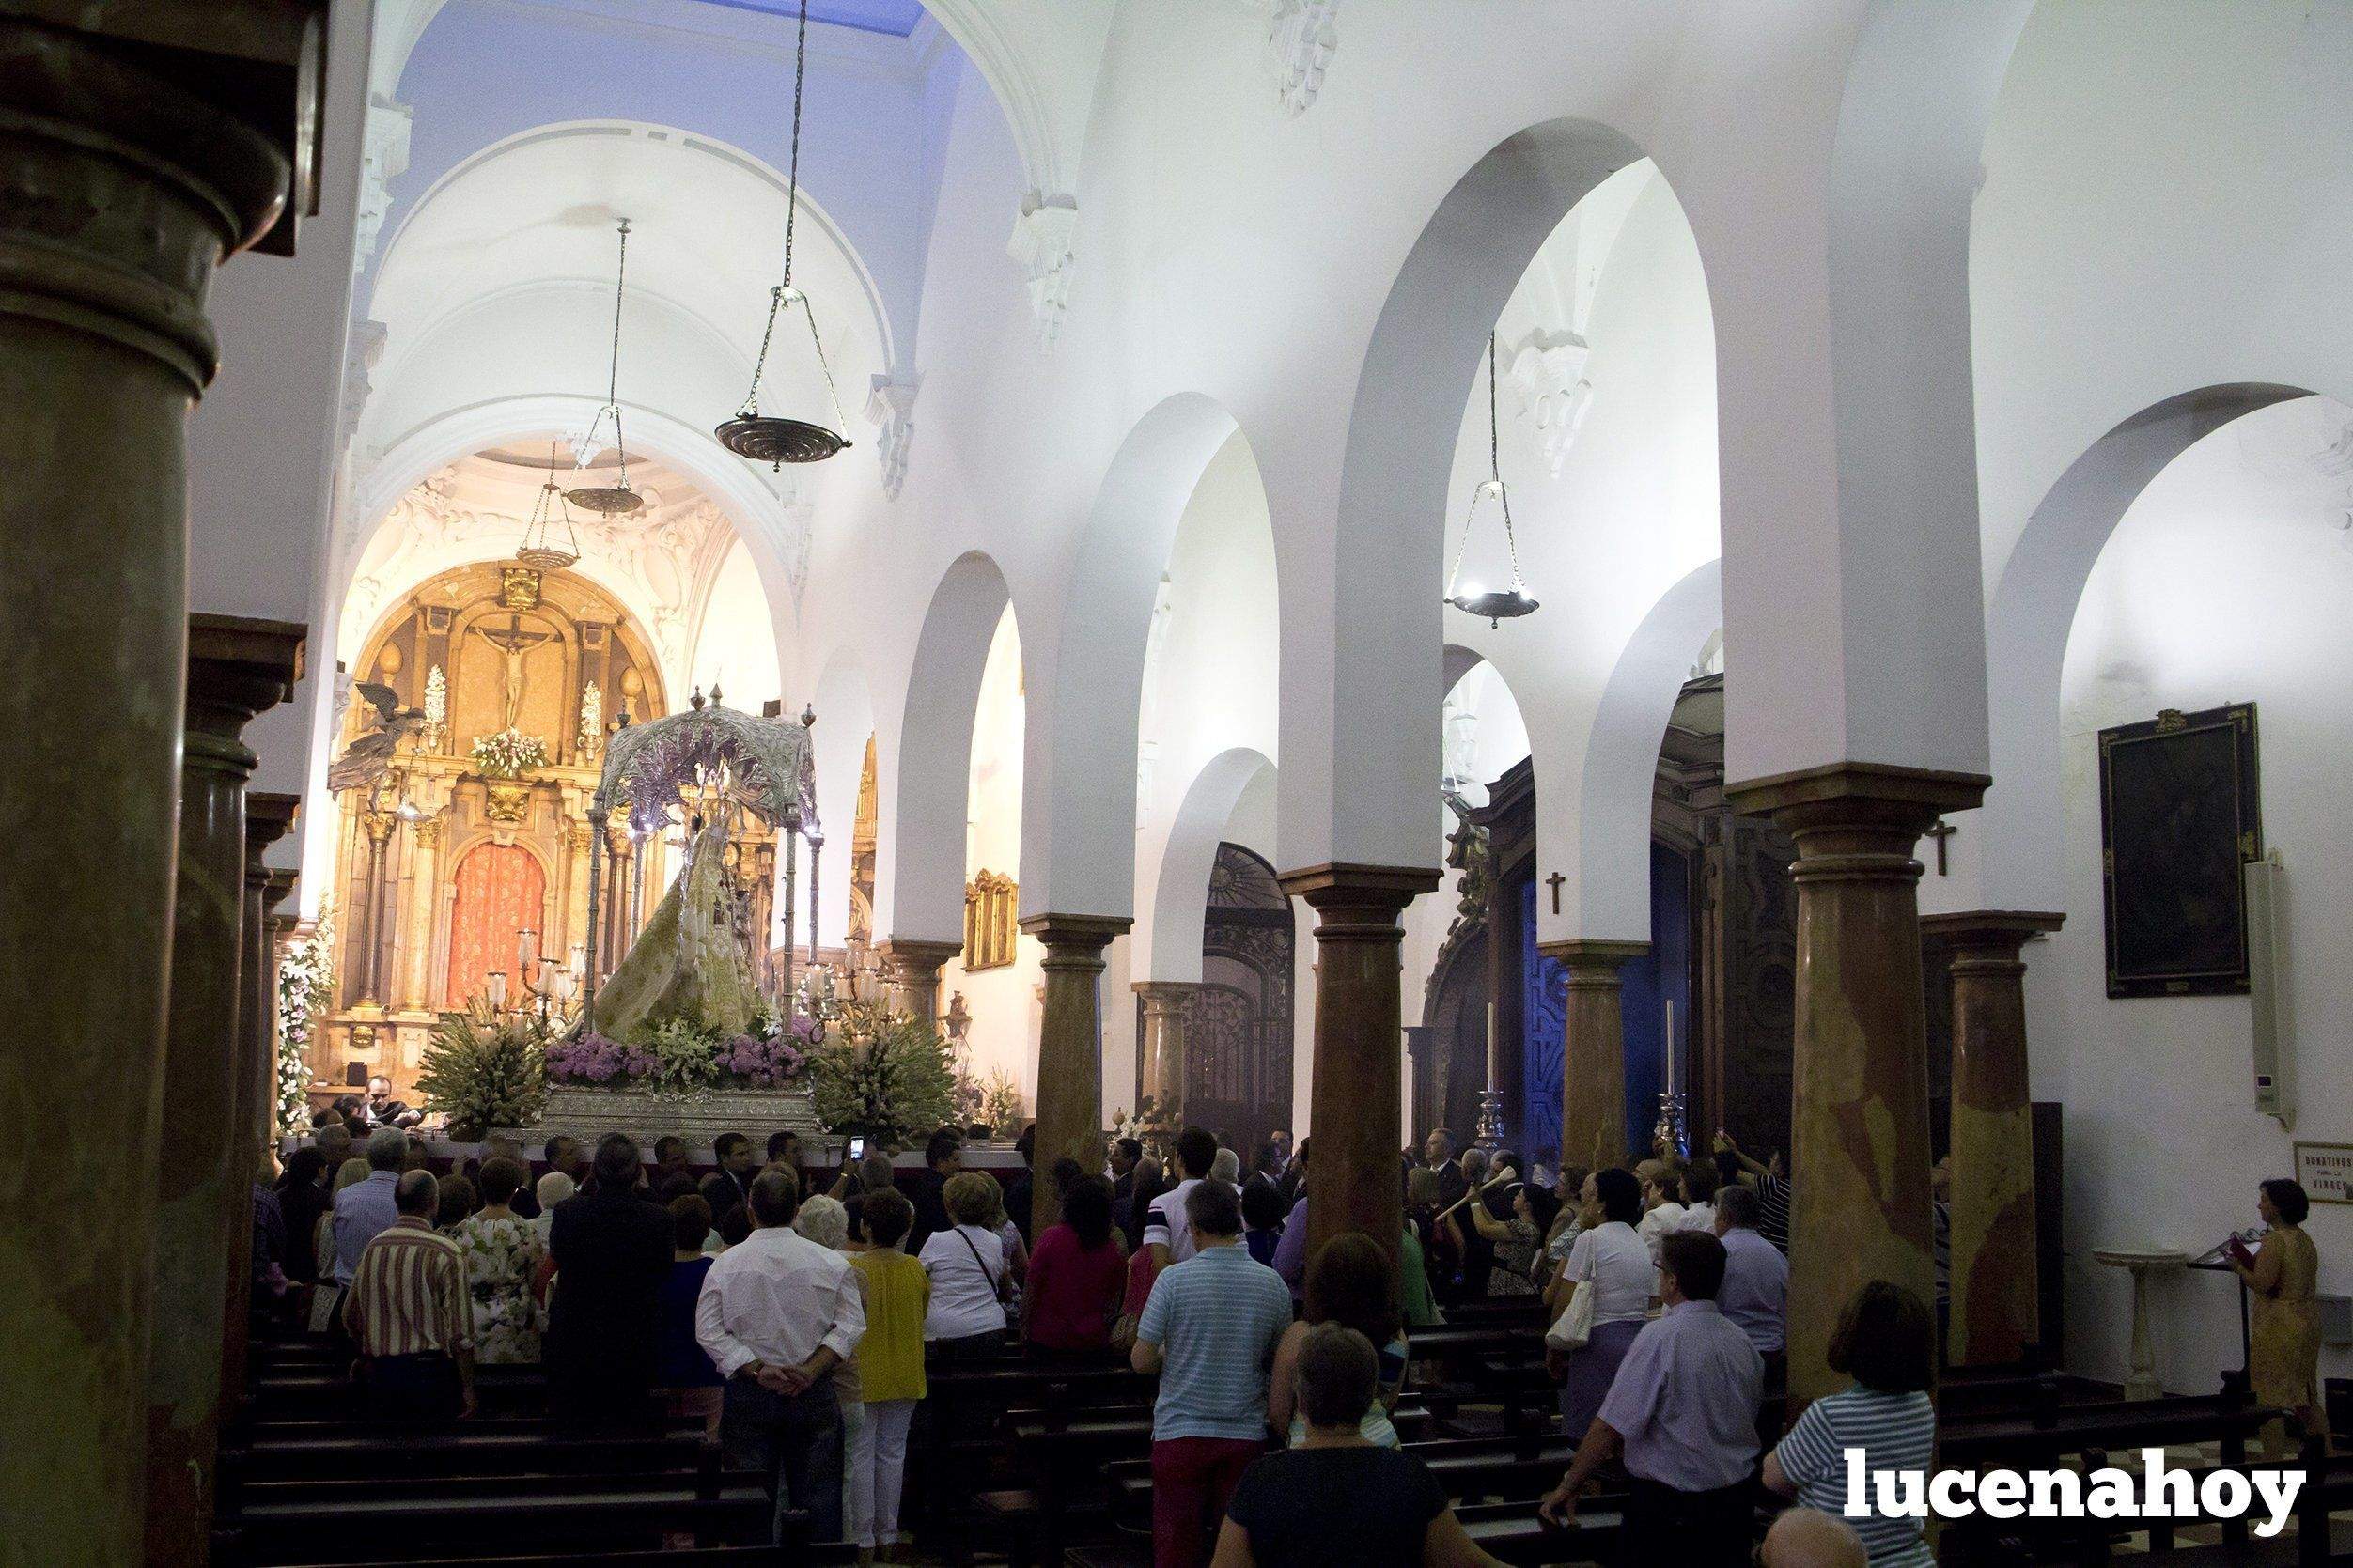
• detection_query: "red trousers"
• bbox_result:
[1150,1436,1264,1568]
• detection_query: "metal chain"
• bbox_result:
[1488,329,1502,482]
[607,219,632,492]
[1446,333,1525,597]
[782,0,808,288]
[738,0,812,421]
[1491,333,1523,584]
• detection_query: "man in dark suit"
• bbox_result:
[1426,1127,1469,1209]
[714,1131,757,1208]
[1109,1137,1143,1203]
[545,1133,672,1428]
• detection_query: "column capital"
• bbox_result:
[261,866,299,923]
[1131,978,1200,1008]
[7,4,329,255]
[1018,912,1132,955]
[1726,759,1987,832]
[242,791,300,881]
[877,936,963,970]
[1920,909,2065,955]
[1537,938,1649,976]
[1276,862,1441,918]
[187,614,305,741]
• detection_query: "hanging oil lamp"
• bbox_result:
[1444,333,1539,627]
[716,0,851,469]
[567,218,644,516]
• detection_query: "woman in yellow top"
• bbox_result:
[847,1186,930,1560]
[2230,1177,2323,1454]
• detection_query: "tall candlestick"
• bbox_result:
[1663,998,1675,1097]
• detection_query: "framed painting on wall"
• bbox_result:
[2097,702,2261,998]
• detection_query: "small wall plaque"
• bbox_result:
[2293,1141,2353,1205]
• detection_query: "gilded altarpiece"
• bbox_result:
[314,563,767,1105]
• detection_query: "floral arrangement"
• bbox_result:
[976,1069,1025,1136]
[415,1002,549,1138]
[273,899,335,1136]
[1107,1094,1175,1148]
[470,726,548,779]
[804,1002,958,1146]
[577,680,603,759]
[548,1011,812,1096]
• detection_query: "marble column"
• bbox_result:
[147,620,304,1566]
[0,14,313,1552]
[880,938,963,1025]
[220,797,300,1421]
[1923,909,2064,1368]
[1538,939,1647,1173]
[1723,763,1987,1405]
[1279,864,1441,1279]
[400,816,444,1009]
[1021,915,1131,1236]
[1131,980,1198,1126]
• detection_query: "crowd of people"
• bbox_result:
[255,1107,2330,1568]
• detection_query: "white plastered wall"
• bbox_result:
[2037,400,2353,1393]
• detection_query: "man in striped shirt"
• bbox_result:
[343,1170,475,1420]
[1131,1178,1291,1568]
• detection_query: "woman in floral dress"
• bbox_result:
[451,1157,546,1363]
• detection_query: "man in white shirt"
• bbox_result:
[697,1169,865,1544]
[1144,1126,1221,1267]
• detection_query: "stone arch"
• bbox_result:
[350,400,803,652]
[1145,747,1278,984]
[1937,384,2314,915]
[885,551,1015,944]
[1024,392,1253,918]
[1573,559,1722,944]
[1312,116,1647,877]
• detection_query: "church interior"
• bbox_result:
[8,0,2353,1562]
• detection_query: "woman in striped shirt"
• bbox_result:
[1764,1280,1936,1568]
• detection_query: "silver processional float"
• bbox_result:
[575,690,822,1042]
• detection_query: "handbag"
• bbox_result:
[1545,1255,1597,1353]
[957,1227,1011,1307]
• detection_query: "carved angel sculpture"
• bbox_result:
[327,681,427,793]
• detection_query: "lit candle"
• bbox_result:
[517,926,538,976]
[487,970,507,1008]
[569,943,586,977]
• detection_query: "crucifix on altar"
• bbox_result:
[468,613,556,731]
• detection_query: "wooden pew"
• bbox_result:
[910,1358,1157,1560]
[215,1472,772,1565]
[1940,1389,2283,1471]
[979,1405,1439,1565]
[245,1364,550,1420]
[222,1427,717,1483]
